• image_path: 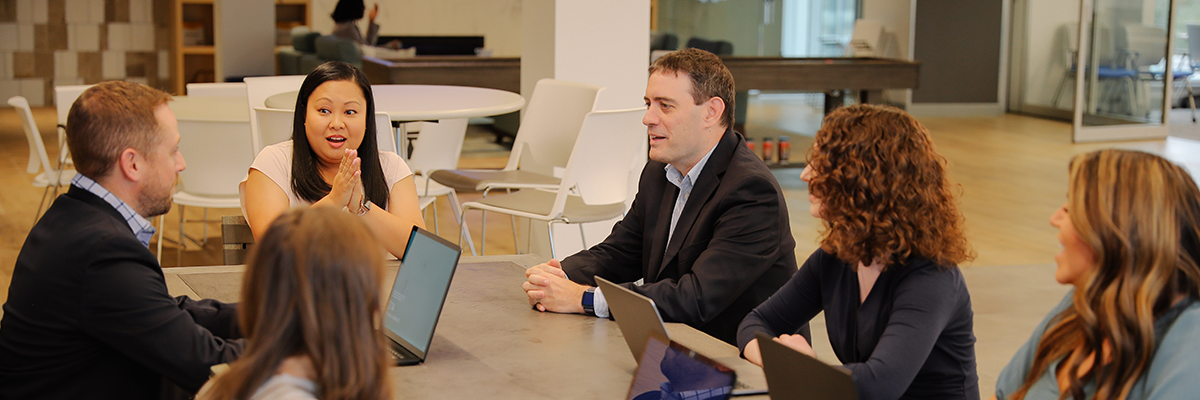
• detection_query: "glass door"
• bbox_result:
[1073,0,1175,141]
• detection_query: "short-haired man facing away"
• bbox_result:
[0,81,244,399]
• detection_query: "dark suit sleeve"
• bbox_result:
[737,250,826,350]
[78,232,243,393]
[176,296,241,339]
[630,173,786,327]
[560,167,653,286]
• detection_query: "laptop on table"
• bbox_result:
[595,276,768,396]
[381,226,462,366]
[755,332,858,400]
[626,332,737,400]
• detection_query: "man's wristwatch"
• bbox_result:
[582,287,596,316]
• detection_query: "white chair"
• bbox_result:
[244,75,307,151]
[163,119,255,262]
[53,84,93,167]
[185,82,247,97]
[430,79,603,253]
[458,108,645,258]
[406,118,473,253]
[253,107,295,154]
[374,112,397,154]
[846,19,886,57]
[9,96,77,221]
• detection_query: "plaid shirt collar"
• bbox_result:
[71,174,157,247]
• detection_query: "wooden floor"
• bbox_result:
[4,96,1200,397]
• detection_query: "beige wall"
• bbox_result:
[0,0,172,107]
[308,0,524,57]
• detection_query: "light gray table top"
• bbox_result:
[164,254,766,399]
[263,84,525,122]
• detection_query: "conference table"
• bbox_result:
[164,254,770,399]
[264,84,526,158]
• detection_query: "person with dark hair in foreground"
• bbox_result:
[198,207,391,400]
[0,81,243,399]
[522,48,798,345]
[993,149,1200,400]
[738,104,979,400]
[240,61,423,258]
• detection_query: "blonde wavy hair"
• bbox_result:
[1010,149,1200,400]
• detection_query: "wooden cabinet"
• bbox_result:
[275,0,311,48]
[173,0,220,95]
[172,0,311,94]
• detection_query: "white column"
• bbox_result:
[521,0,650,258]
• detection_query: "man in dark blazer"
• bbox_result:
[523,48,797,345]
[0,81,244,399]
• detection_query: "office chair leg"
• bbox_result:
[447,191,475,256]
[579,223,587,251]
[178,205,185,266]
[1189,81,1196,123]
[431,200,440,235]
[546,221,557,260]
[480,209,487,256]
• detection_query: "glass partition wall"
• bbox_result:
[1010,0,1178,142]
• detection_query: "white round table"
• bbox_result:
[265,85,525,158]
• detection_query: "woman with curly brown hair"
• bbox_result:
[737,104,978,400]
[993,150,1200,400]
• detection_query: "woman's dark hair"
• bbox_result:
[291,61,390,210]
[330,0,366,23]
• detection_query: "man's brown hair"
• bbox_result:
[66,81,172,179]
[648,48,735,129]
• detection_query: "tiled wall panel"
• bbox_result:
[2,0,166,106]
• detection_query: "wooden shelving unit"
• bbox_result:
[173,0,221,95]
[275,0,311,48]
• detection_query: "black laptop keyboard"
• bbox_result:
[389,347,411,361]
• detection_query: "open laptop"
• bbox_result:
[381,226,462,366]
[756,332,858,400]
[595,276,768,396]
[626,332,736,400]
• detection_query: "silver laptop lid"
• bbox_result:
[595,276,671,362]
[756,332,857,400]
[626,332,736,400]
[382,227,462,360]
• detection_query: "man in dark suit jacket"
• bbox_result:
[523,48,797,345]
[0,81,244,399]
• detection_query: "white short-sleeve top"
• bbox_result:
[239,141,412,221]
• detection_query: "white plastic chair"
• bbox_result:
[430,79,603,252]
[458,108,645,258]
[53,84,93,167]
[9,96,77,221]
[846,19,886,57]
[253,107,295,154]
[163,118,255,262]
[186,82,247,97]
[406,118,473,253]
[244,75,307,151]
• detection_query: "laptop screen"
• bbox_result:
[382,227,461,356]
[626,333,735,400]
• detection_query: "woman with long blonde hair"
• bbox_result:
[994,149,1200,400]
[199,207,391,400]
[738,104,978,400]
